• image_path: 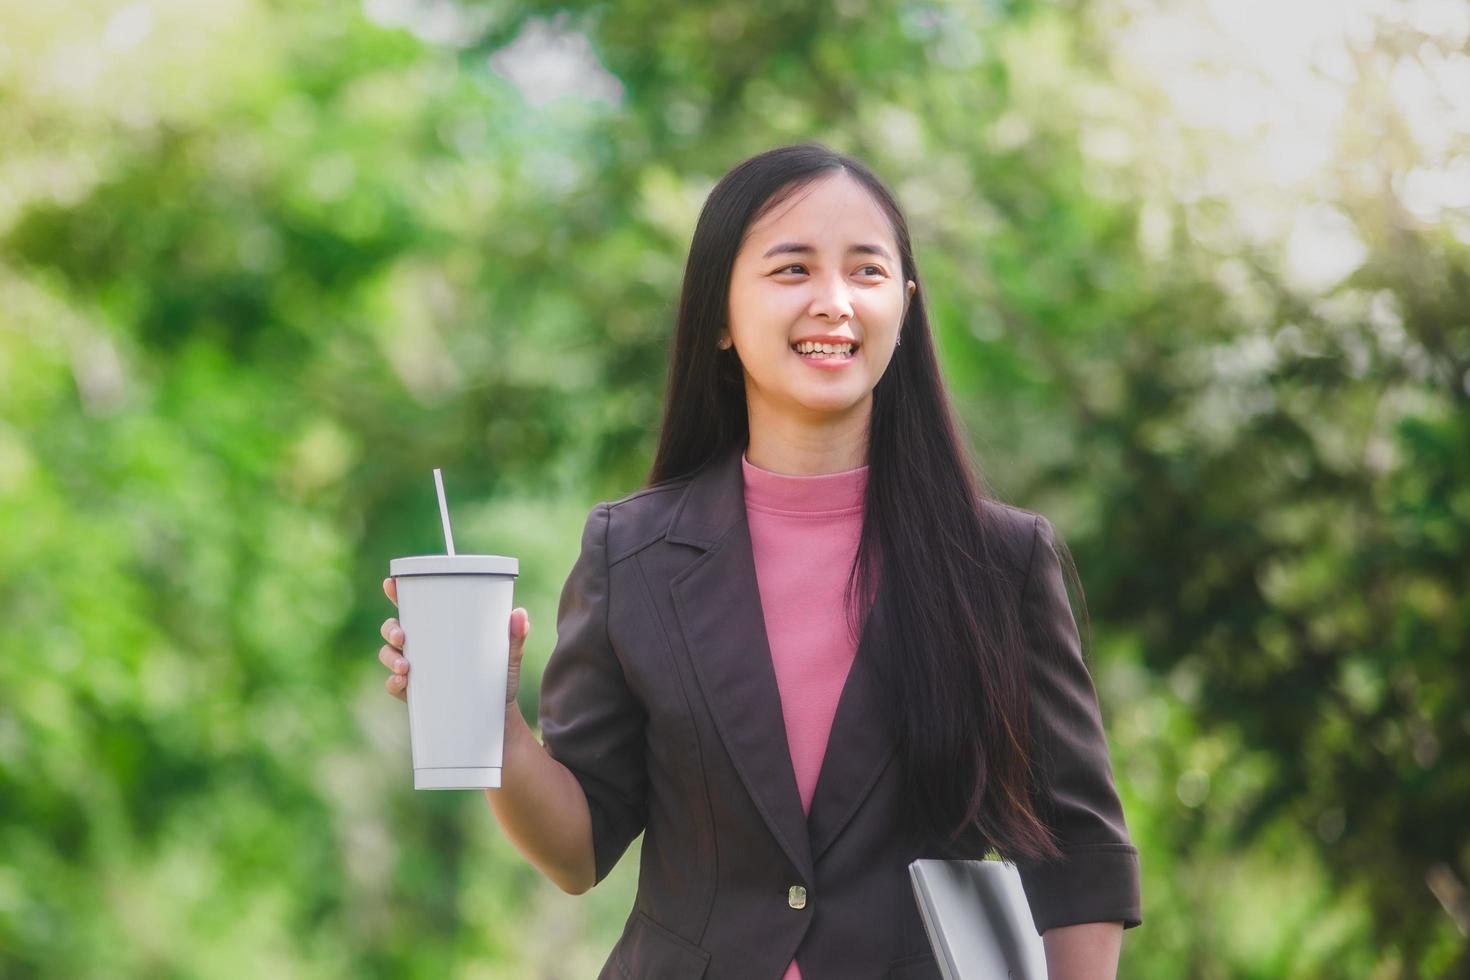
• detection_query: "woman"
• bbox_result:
[378,144,1142,979]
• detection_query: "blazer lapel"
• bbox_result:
[805,587,898,863]
[669,445,814,883]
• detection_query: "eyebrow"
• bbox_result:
[761,242,894,261]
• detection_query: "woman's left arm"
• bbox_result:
[1011,513,1142,955]
[1043,921,1123,980]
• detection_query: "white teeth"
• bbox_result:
[794,341,854,355]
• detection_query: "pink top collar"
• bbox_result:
[740,451,868,516]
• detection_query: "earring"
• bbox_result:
[896,333,902,347]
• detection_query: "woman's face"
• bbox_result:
[724,172,917,424]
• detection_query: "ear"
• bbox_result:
[901,279,916,319]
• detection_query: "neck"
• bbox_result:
[744,393,870,475]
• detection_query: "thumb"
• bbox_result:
[508,608,530,658]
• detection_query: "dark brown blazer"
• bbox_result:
[537,444,1141,980]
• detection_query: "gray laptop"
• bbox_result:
[907,859,1049,980]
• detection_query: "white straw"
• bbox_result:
[433,468,456,556]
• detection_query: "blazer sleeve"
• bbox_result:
[536,501,649,887]
[1013,513,1143,933]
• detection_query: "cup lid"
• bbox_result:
[390,555,519,577]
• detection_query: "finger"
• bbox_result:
[385,672,407,701]
[381,617,404,650]
[379,643,409,674]
[508,608,530,659]
[383,577,398,607]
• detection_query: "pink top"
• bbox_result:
[741,451,869,980]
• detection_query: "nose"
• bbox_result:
[808,272,854,323]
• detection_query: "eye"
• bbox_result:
[858,265,886,277]
[775,263,808,275]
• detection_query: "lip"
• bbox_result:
[791,334,860,348]
[793,346,858,373]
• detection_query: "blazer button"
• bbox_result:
[787,884,808,910]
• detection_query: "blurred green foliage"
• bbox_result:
[2,0,1467,977]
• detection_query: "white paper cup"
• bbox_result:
[388,554,519,790]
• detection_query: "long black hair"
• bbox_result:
[647,143,1064,862]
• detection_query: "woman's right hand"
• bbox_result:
[379,577,531,707]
